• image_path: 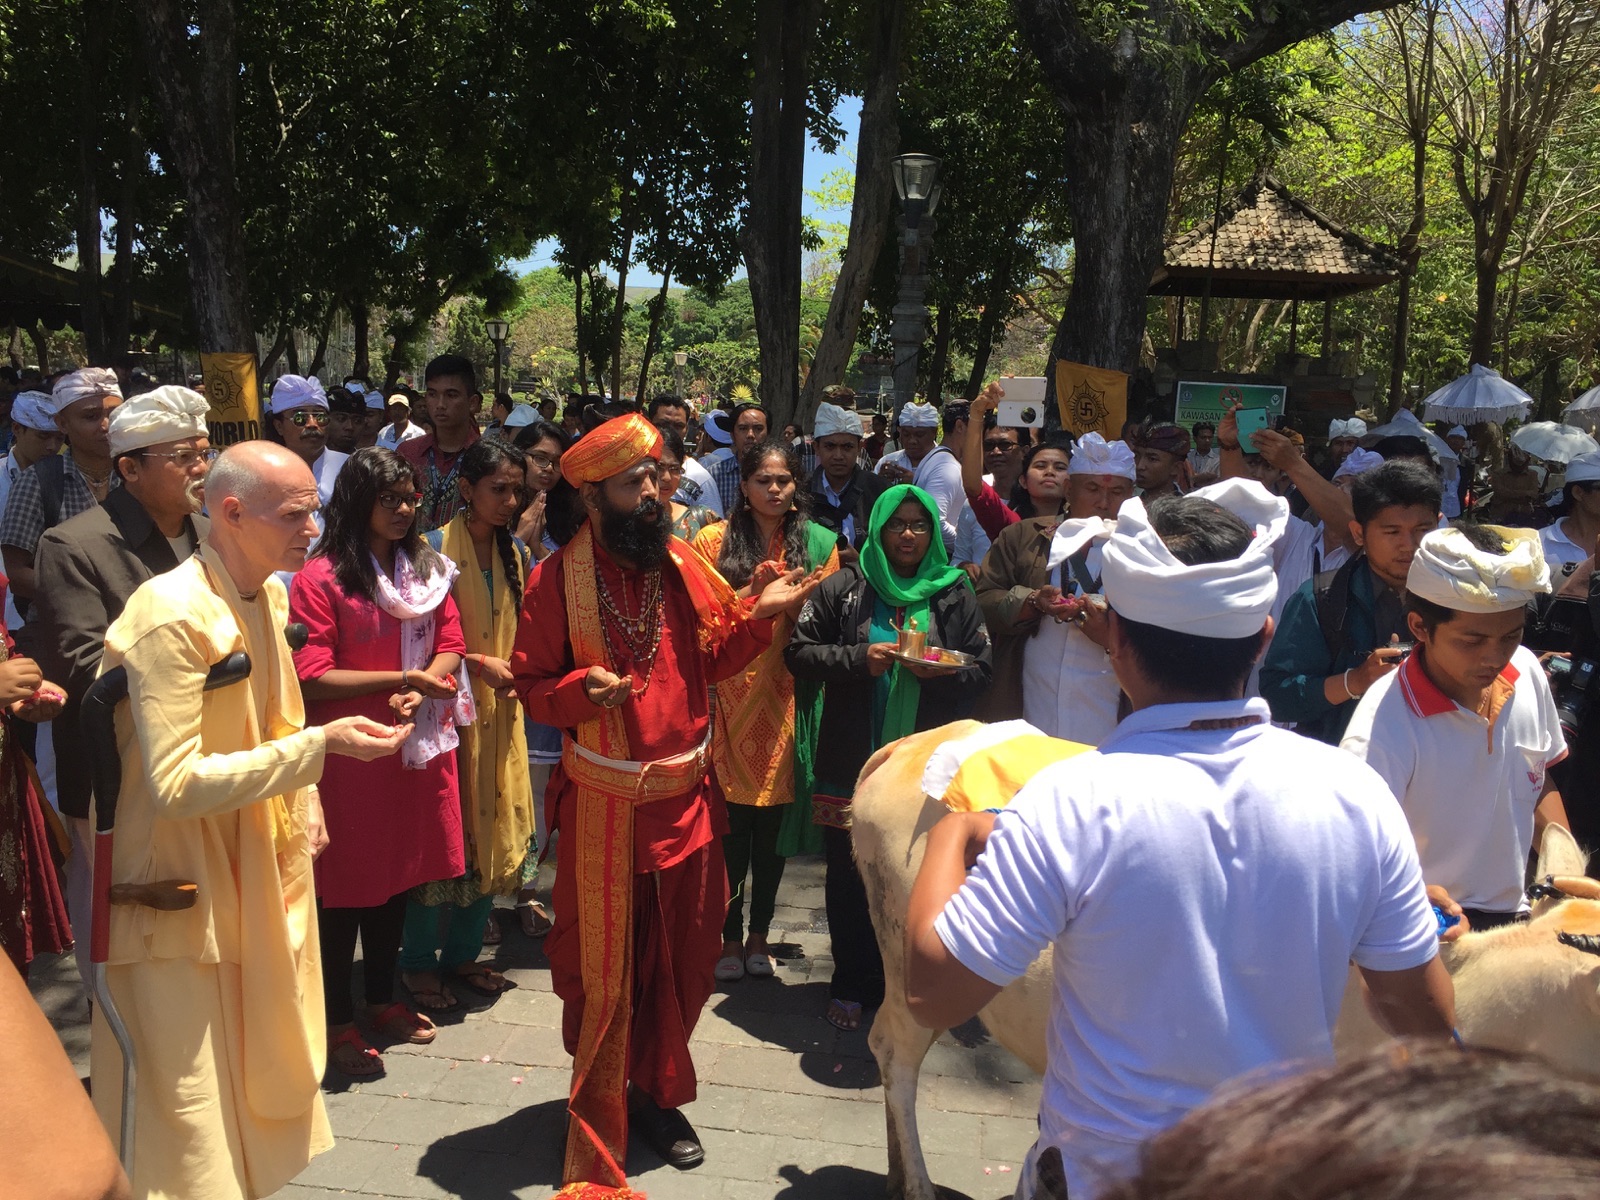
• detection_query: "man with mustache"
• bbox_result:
[511,413,821,1195]
[26,386,213,991]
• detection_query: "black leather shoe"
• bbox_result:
[630,1092,705,1169]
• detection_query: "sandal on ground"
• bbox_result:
[825,999,863,1032]
[713,954,745,983]
[482,913,503,945]
[329,1026,384,1076]
[401,974,461,1013]
[367,1002,437,1045]
[516,900,553,939]
[451,962,514,996]
[744,949,775,978]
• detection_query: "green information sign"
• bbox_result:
[1174,381,1287,429]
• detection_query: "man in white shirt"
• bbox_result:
[905,485,1453,1199]
[1185,420,1219,482]
[1341,523,1570,932]
[0,391,64,630]
[376,393,427,452]
[878,400,968,549]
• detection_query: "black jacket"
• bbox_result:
[807,466,888,551]
[784,564,992,790]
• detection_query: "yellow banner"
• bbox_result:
[199,351,261,446]
[1055,360,1128,440]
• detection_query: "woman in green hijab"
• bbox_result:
[785,484,992,1030]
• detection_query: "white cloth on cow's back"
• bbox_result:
[933,697,1436,1197]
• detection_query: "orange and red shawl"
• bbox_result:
[561,412,663,487]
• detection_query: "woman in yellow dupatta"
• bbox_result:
[401,439,535,1003]
[693,440,838,982]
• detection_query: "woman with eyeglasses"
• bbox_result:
[784,484,990,1030]
[656,425,719,542]
[289,447,471,1077]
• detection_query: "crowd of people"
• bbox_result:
[0,356,1596,1200]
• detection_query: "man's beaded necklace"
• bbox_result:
[595,564,666,694]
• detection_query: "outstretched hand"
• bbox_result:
[584,665,634,710]
[752,566,824,621]
[325,716,411,761]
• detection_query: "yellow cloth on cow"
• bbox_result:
[91,546,331,1199]
[923,719,1093,814]
[434,514,534,893]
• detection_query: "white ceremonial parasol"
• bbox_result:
[1421,363,1534,425]
[1509,421,1599,464]
[1563,384,1600,434]
[1360,407,1458,463]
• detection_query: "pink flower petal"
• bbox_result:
[999,1165,1011,1173]
[481,1055,492,1063]
[512,1076,524,1084]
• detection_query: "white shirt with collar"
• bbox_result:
[376,422,427,452]
[935,697,1435,1196]
[1023,520,1119,745]
[1340,645,1564,913]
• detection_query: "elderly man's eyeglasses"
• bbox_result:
[286,410,328,428]
[376,491,422,510]
[143,448,220,470]
[884,518,932,536]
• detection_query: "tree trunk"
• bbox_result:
[28,324,49,372]
[797,0,904,424]
[926,303,953,402]
[573,268,587,395]
[351,298,370,380]
[107,32,143,362]
[1469,248,1499,367]
[307,304,336,376]
[285,329,300,374]
[75,0,108,362]
[6,325,20,369]
[134,0,255,355]
[635,272,673,402]
[964,268,1014,398]
[259,325,291,377]
[610,223,634,403]
[739,0,822,430]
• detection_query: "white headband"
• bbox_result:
[813,402,862,439]
[269,374,327,414]
[364,389,385,410]
[1333,447,1384,481]
[109,385,209,457]
[1101,477,1287,639]
[1565,451,1600,485]
[52,367,122,412]
[898,402,939,429]
[1328,417,1368,440]
[502,405,538,429]
[10,391,56,432]
[1069,433,1135,480]
[1446,425,1468,439]
[1407,525,1550,614]
[702,409,732,445]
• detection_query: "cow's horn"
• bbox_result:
[1529,876,1566,902]
[1558,931,1600,957]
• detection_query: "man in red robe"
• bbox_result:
[511,413,819,1197]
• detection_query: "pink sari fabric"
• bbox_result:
[371,549,476,768]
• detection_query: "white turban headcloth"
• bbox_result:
[109,386,209,457]
[364,389,386,411]
[1333,447,1384,482]
[1565,451,1600,486]
[1068,433,1136,480]
[52,367,122,413]
[269,374,328,414]
[1101,477,1287,638]
[1407,525,1550,614]
[1328,417,1368,440]
[10,391,57,432]
[898,402,939,429]
[813,402,863,439]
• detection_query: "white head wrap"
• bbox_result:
[813,402,863,439]
[1328,417,1368,440]
[1407,525,1550,614]
[1333,447,1384,482]
[108,386,209,457]
[898,402,939,429]
[52,367,122,413]
[1068,433,1136,479]
[269,374,328,414]
[10,391,57,432]
[702,408,732,446]
[364,389,385,410]
[502,404,538,429]
[1101,477,1287,638]
[1446,425,1468,440]
[344,381,366,397]
[1565,451,1600,485]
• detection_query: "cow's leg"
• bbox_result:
[870,988,941,1200]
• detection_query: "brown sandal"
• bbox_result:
[517,900,553,939]
[367,1002,437,1045]
[330,1026,384,1076]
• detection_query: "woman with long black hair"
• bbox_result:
[290,447,470,1076]
[692,440,838,982]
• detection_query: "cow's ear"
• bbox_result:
[1536,824,1588,882]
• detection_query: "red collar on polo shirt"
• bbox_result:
[1398,649,1520,719]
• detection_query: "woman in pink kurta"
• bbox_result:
[289,447,468,1077]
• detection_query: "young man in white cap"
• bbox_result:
[0,391,65,530]
[685,407,733,518]
[359,388,387,448]
[268,374,348,510]
[906,481,1453,1199]
[27,386,213,991]
[807,399,885,565]
[376,393,426,452]
[1342,523,1569,933]
[1326,416,1367,474]
[1539,448,1600,571]
[877,399,969,548]
[707,401,769,514]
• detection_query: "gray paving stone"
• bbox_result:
[496,1022,571,1068]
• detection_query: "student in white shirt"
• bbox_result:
[905,483,1453,1199]
[1341,523,1570,932]
[375,393,428,452]
[1538,450,1600,572]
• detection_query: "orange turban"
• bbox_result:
[560,412,663,486]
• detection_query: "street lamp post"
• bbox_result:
[673,349,688,401]
[889,153,942,420]
[484,318,511,397]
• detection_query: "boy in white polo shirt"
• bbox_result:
[1342,523,1571,932]
[905,482,1453,1200]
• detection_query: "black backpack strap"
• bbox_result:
[1313,555,1361,665]
[35,453,67,532]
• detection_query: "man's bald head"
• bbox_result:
[206,440,314,509]
[204,440,323,590]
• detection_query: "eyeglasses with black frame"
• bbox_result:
[376,491,422,510]
[883,518,932,536]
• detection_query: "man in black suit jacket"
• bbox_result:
[806,399,886,567]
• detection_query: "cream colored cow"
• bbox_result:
[851,721,1600,1200]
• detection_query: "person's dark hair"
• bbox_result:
[1372,434,1432,463]
[1115,496,1262,696]
[313,447,445,602]
[1010,437,1074,519]
[941,400,970,430]
[424,354,477,393]
[491,392,514,419]
[1351,460,1444,525]
[327,388,365,417]
[981,412,1034,448]
[1555,479,1600,517]
[1404,521,1512,631]
[655,424,687,464]
[730,400,769,427]
[1101,1042,1600,1200]
[580,396,637,433]
[647,393,687,421]
[716,439,811,587]
[510,417,566,455]
[458,438,527,596]
[1192,421,1216,436]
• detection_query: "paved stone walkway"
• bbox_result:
[36,855,1039,1199]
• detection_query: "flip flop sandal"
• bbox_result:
[330,1026,384,1076]
[825,999,863,1032]
[367,1002,437,1045]
[452,964,514,996]
[713,954,745,982]
[744,950,775,978]
[517,900,554,939]
[402,977,462,1013]
[482,913,503,945]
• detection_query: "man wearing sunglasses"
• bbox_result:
[268,374,349,513]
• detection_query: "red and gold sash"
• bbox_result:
[557,522,740,1197]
